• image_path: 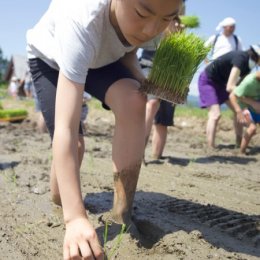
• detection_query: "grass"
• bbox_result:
[175,105,233,119]
[0,82,8,99]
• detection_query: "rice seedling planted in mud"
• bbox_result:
[140,31,210,104]
[103,222,127,260]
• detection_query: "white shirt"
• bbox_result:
[205,33,243,60]
[26,0,160,84]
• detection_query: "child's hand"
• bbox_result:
[237,109,251,126]
[64,217,104,260]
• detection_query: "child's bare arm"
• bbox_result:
[53,72,103,259]
[120,49,146,83]
[229,91,247,124]
[226,66,241,92]
[239,96,260,113]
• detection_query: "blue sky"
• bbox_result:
[0,0,259,95]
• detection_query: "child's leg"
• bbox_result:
[145,98,160,146]
[105,78,146,224]
[240,123,257,154]
[152,124,167,159]
[206,104,221,148]
[29,58,85,206]
[226,100,243,146]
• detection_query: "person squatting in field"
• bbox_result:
[198,44,260,149]
[26,0,182,259]
[230,70,260,154]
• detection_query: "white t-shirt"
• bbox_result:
[205,33,243,60]
[26,0,160,84]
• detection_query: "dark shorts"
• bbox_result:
[29,58,135,139]
[249,108,260,123]
[198,70,229,108]
[154,100,175,126]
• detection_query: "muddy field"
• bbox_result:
[0,100,259,260]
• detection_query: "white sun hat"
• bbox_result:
[216,17,236,31]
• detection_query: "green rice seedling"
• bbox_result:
[140,31,210,104]
[0,109,28,122]
[0,109,28,118]
[103,222,127,260]
[180,15,200,28]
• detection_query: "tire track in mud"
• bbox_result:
[163,199,260,248]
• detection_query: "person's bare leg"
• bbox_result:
[152,124,167,159]
[145,99,160,146]
[106,79,146,224]
[37,112,47,133]
[206,104,221,148]
[240,123,256,154]
[226,100,243,147]
[50,135,85,206]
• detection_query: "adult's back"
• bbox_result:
[206,50,250,85]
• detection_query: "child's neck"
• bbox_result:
[109,0,131,47]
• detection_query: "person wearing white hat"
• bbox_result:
[205,17,243,61]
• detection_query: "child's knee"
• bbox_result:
[209,111,221,122]
[119,91,146,120]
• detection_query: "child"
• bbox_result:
[198,44,260,149]
[140,49,176,161]
[141,0,185,162]
[230,71,260,153]
[26,0,182,259]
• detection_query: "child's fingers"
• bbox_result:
[78,241,95,260]
[89,238,104,260]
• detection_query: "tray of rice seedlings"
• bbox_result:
[140,31,210,104]
[0,109,28,123]
[180,15,200,28]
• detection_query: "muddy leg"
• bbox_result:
[105,79,146,225]
[112,164,141,224]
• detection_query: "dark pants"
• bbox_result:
[28,58,135,139]
[154,100,175,126]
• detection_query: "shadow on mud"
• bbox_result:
[144,154,256,166]
[85,191,260,257]
[0,161,20,170]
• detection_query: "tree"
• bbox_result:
[0,47,9,83]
